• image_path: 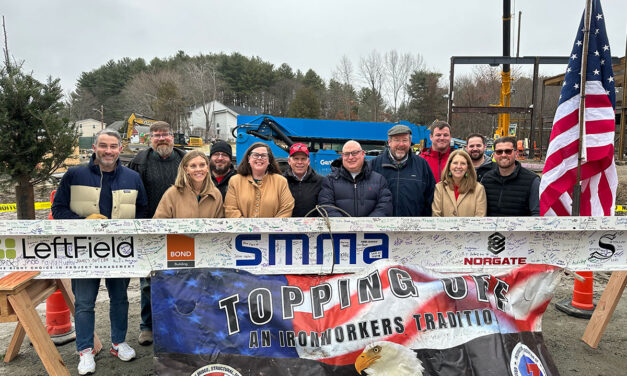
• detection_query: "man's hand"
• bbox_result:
[85,213,108,220]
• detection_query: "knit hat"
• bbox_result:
[210,141,232,158]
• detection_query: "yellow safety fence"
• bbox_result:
[0,202,626,213]
[0,202,52,213]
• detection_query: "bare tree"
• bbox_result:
[384,51,423,118]
[182,60,220,140]
[120,69,186,132]
[333,55,355,120]
[359,50,385,121]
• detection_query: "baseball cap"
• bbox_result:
[388,124,412,136]
[289,143,309,156]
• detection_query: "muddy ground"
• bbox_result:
[0,168,626,375]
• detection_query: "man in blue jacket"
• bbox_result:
[318,140,392,217]
[52,129,148,375]
[371,125,435,216]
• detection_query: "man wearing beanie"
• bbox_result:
[210,140,237,199]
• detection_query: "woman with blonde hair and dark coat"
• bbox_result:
[432,149,486,217]
[225,142,294,218]
[154,150,224,219]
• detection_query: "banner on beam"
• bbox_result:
[152,262,561,376]
[0,217,625,278]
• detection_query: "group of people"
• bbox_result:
[50,119,540,375]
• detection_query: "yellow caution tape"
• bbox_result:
[0,202,51,213]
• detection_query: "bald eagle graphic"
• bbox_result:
[354,341,424,376]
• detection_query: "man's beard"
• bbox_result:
[469,151,484,161]
[153,143,173,158]
[211,162,230,175]
[390,147,408,161]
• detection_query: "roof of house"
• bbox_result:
[225,104,261,116]
[107,120,125,132]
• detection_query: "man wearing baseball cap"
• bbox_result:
[371,124,435,216]
[209,140,237,199]
[283,143,323,217]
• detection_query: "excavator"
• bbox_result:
[125,113,202,149]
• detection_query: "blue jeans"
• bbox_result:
[72,278,130,351]
[139,277,152,331]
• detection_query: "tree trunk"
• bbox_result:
[16,175,35,219]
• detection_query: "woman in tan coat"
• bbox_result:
[225,142,294,218]
[432,149,487,217]
[154,151,224,219]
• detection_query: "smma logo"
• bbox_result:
[0,236,135,260]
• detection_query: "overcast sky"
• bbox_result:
[2,0,626,95]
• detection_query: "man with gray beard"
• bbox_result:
[128,121,186,346]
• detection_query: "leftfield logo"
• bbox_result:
[0,238,17,259]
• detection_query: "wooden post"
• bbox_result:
[581,271,627,348]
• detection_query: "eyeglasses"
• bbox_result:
[494,149,514,155]
[212,152,230,159]
[151,133,172,139]
[341,150,363,158]
[250,152,269,160]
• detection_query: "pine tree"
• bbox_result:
[0,64,77,219]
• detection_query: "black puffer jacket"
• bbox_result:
[283,166,323,217]
[317,159,393,217]
[211,164,237,200]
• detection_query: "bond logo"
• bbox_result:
[510,343,546,376]
[191,364,242,376]
[589,232,616,262]
[166,234,195,268]
[487,232,506,255]
[0,238,17,259]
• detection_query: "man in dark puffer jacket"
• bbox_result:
[318,140,392,217]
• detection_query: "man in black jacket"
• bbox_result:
[127,121,185,346]
[371,124,435,216]
[283,143,323,217]
[466,133,496,182]
[318,140,392,217]
[482,137,540,216]
[209,140,237,199]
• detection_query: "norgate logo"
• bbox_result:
[0,236,135,260]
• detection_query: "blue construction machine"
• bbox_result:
[234,115,430,175]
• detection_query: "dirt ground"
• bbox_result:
[0,169,626,375]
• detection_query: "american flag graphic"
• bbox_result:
[152,263,560,376]
[540,0,617,216]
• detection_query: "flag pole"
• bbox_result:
[572,0,593,216]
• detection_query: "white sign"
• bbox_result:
[0,217,625,278]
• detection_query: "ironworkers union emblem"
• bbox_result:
[510,343,546,376]
[487,232,506,255]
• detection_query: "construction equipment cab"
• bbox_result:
[126,113,158,140]
[234,115,430,175]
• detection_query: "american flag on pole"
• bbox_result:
[540,0,617,216]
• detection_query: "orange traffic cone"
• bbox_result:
[48,190,56,219]
[555,271,595,318]
[44,189,76,345]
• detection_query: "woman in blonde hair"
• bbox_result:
[432,149,486,217]
[154,150,224,218]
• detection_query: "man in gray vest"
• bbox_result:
[128,121,186,346]
[481,137,540,216]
